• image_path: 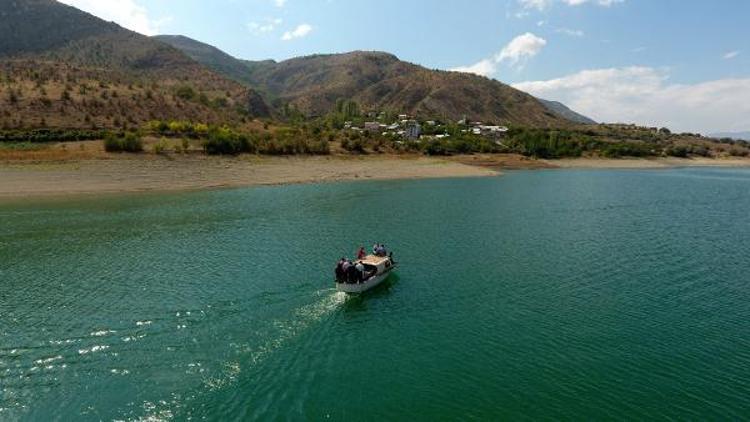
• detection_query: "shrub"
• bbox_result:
[424,139,450,156]
[175,86,196,101]
[730,148,749,157]
[0,128,108,143]
[665,145,689,158]
[203,127,254,155]
[152,138,168,155]
[341,137,366,153]
[104,132,143,153]
[600,142,654,158]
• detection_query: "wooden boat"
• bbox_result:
[335,254,396,294]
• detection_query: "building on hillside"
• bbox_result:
[480,125,509,137]
[364,122,381,132]
[404,121,422,140]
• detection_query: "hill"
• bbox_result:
[710,131,750,141]
[153,35,257,86]
[0,0,269,130]
[246,51,571,126]
[155,36,571,127]
[538,99,596,125]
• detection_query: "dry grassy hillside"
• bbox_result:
[0,60,271,130]
[0,0,270,129]
[244,51,568,126]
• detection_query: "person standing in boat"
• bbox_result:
[355,261,366,282]
[346,261,357,283]
[357,247,366,260]
[335,258,346,282]
[341,259,352,282]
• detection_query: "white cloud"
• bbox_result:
[519,0,552,10]
[513,67,750,133]
[557,28,585,37]
[518,0,623,11]
[451,59,498,77]
[499,33,547,65]
[281,24,313,41]
[248,18,283,35]
[451,33,547,77]
[57,0,168,36]
[562,0,624,6]
[274,0,287,7]
[723,50,740,60]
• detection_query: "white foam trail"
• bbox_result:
[33,355,62,365]
[91,330,116,337]
[206,289,346,391]
[78,345,110,355]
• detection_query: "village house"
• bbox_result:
[364,122,381,132]
[404,121,422,140]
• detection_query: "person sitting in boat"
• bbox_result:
[346,261,358,284]
[355,261,365,282]
[372,243,379,255]
[376,244,387,257]
[335,258,345,282]
[357,247,366,260]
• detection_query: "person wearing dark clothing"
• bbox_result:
[346,263,358,284]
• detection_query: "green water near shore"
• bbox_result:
[1,168,750,420]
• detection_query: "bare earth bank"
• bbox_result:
[0,155,497,199]
[2,152,750,200]
[548,157,750,169]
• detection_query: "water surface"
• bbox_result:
[1,168,750,420]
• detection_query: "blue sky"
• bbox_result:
[59,0,750,133]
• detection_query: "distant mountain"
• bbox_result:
[157,36,572,127]
[0,0,269,130]
[538,99,596,125]
[710,131,750,141]
[153,35,257,86]
[248,52,574,126]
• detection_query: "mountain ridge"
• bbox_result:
[710,131,750,141]
[155,36,575,127]
[538,99,596,125]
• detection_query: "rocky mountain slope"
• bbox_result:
[0,0,269,130]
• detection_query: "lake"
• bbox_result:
[1,168,750,420]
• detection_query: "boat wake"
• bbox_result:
[209,288,346,388]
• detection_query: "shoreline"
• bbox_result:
[455,154,750,170]
[2,153,750,201]
[0,155,499,201]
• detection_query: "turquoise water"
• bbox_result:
[1,168,750,420]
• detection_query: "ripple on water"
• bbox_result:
[2,170,750,420]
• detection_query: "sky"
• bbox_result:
[57,0,750,134]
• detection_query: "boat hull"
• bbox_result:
[336,268,394,294]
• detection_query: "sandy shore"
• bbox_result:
[547,157,750,169]
[456,154,750,170]
[2,147,750,200]
[0,155,498,199]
